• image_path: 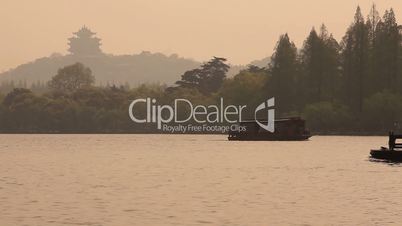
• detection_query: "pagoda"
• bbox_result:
[68,26,103,56]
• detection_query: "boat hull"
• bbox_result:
[228,117,311,141]
[370,149,402,162]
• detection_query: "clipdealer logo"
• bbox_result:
[255,97,275,133]
[128,97,275,133]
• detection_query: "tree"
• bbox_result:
[49,63,95,92]
[363,91,402,131]
[373,9,401,93]
[321,29,341,102]
[367,3,381,46]
[300,28,322,104]
[220,69,268,118]
[2,88,49,131]
[340,6,370,112]
[366,4,382,96]
[302,101,352,132]
[300,25,340,105]
[267,34,299,114]
[43,98,78,132]
[175,57,230,94]
[244,65,266,73]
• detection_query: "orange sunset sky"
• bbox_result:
[0,0,401,71]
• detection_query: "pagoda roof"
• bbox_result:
[73,26,96,37]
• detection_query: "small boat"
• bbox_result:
[228,117,311,141]
[370,132,402,162]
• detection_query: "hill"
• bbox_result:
[0,52,201,86]
[0,26,267,86]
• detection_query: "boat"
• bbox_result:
[370,132,402,162]
[228,117,311,141]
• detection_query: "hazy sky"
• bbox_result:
[1,0,401,71]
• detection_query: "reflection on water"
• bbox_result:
[0,135,401,226]
[368,158,402,166]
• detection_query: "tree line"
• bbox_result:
[0,4,401,134]
[265,5,402,133]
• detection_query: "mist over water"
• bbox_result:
[0,134,401,226]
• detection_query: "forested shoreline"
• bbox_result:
[1,5,402,134]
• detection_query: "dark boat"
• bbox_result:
[370,132,402,162]
[228,117,311,141]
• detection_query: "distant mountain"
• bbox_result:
[225,57,270,76]
[249,56,270,68]
[0,27,269,86]
[0,52,271,86]
[0,52,200,86]
[0,26,203,86]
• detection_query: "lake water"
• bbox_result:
[0,135,401,226]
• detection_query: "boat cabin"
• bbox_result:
[389,132,402,150]
[370,132,402,162]
[228,117,311,141]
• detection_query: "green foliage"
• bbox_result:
[49,62,95,93]
[166,87,209,105]
[362,91,402,131]
[129,83,166,100]
[340,6,370,112]
[266,34,299,114]
[302,101,352,132]
[1,5,402,134]
[175,57,230,95]
[299,25,340,105]
[1,88,49,131]
[371,8,401,94]
[220,68,268,118]
[42,98,78,132]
